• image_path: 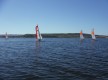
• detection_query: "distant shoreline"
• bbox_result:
[0,33,107,38]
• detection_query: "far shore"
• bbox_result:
[0,33,107,38]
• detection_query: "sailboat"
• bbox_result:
[80,30,84,40]
[91,29,96,40]
[35,24,42,41]
[5,32,8,39]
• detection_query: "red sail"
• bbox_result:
[36,25,38,39]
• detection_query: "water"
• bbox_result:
[0,38,108,80]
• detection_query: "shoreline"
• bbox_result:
[0,33,107,38]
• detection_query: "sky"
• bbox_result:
[0,0,108,35]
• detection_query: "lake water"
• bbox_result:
[0,38,108,80]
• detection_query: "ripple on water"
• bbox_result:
[0,38,108,80]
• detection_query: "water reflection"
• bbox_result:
[35,41,41,62]
[90,39,96,50]
[35,41,41,50]
[91,39,96,45]
[0,38,108,80]
[80,39,84,44]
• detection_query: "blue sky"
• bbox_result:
[0,0,108,35]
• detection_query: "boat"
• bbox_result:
[35,24,42,41]
[5,32,8,39]
[80,30,84,41]
[91,28,96,40]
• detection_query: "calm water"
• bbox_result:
[0,38,108,80]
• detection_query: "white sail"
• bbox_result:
[80,30,84,40]
[39,30,42,40]
[39,33,42,40]
[91,29,96,40]
[91,35,96,39]
[5,32,8,39]
[80,35,84,39]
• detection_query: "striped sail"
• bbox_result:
[36,25,42,41]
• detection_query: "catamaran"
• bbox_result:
[5,32,8,39]
[80,30,84,40]
[91,29,96,40]
[35,24,42,41]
